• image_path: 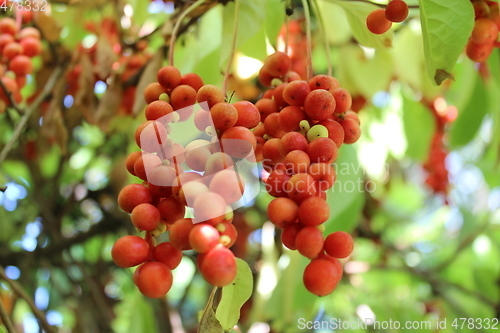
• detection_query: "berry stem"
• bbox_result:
[222,0,241,98]
[301,0,313,80]
[168,0,209,66]
[311,0,332,77]
[284,0,291,55]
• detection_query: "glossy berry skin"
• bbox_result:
[366,9,392,34]
[281,223,303,250]
[324,231,354,258]
[267,197,299,229]
[303,90,336,121]
[233,101,260,129]
[153,242,183,269]
[471,18,499,45]
[296,226,324,259]
[307,137,338,164]
[199,245,237,287]
[298,196,330,226]
[169,218,195,251]
[157,197,185,224]
[210,102,238,131]
[117,183,152,213]
[189,223,220,253]
[385,0,409,23]
[466,40,494,63]
[131,203,161,231]
[220,126,257,158]
[134,262,173,298]
[111,235,150,268]
[283,80,311,106]
[264,51,291,77]
[157,66,181,89]
[303,259,341,296]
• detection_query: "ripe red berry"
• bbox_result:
[267,197,299,229]
[189,223,220,253]
[131,203,161,231]
[295,226,324,259]
[303,89,336,121]
[366,9,392,34]
[111,235,150,268]
[264,51,292,77]
[324,231,354,258]
[157,66,181,89]
[134,262,173,298]
[154,242,183,269]
[298,196,330,226]
[117,183,153,213]
[303,259,341,296]
[471,18,499,45]
[199,245,237,286]
[385,0,409,23]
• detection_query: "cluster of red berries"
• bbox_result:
[466,0,500,63]
[113,65,264,298]
[421,98,456,196]
[0,17,42,107]
[255,51,358,296]
[366,0,409,35]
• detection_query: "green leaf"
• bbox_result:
[221,0,266,67]
[326,0,393,49]
[402,94,435,161]
[199,289,224,333]
[265,0,286,46]
[326,145,364,226]
[215,258,253,331]
[418,0,474,85]
[449,75,487,148]
[341,44,393,97]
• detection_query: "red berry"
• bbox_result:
[134,262,173,298]
[111,235,150,268]
[385,0,409,23]
[303,259,341,296]
[366,9,392,34]
[324,231,354,258]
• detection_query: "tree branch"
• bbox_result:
[0,295,18,333]
[0,65,66,164]
[0,266,56,333]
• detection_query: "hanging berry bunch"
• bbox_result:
[366,0,409,35]
[254,44,359,296]
[113,63,263,297]
[0,16,42,107]
[421,98,456,197]
[465,0,500,63]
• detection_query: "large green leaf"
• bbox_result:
[325,0,393,49]
[449,76,488,148]
[402,94,435,161]
[221,0,266,67]
[264,0,285,46]
[326,144,364,227]
[418,0,474,85]
[215,258,253,331]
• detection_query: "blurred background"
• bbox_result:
[0,0,499,332]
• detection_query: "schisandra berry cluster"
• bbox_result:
[0,17,42,107]
[254,51,359,296]
[113,65,262,298]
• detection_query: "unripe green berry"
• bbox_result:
[307,125,329,142]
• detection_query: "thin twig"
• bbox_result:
[168,0,210,66]
[301,0,313,80]
[0,295,18,333]
[0,266,56,333]
[0,79,22,114]
[284,0,290,55]
[222,0,240,97]
[311,0,332,77]
[0,66,65,164]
